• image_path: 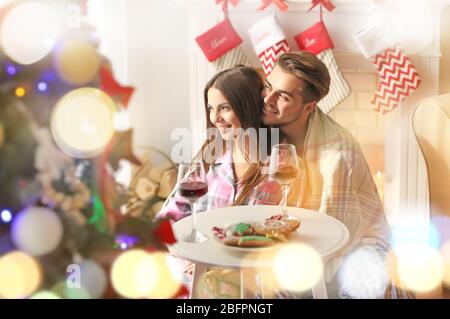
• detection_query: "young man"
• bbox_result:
[262,52,412,299]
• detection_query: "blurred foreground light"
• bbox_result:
[274,243,322,293]
[0,251,42,298]
[142,252,181,299]
[394,245,444,293]
[337,246,390,298]
[240,250,279,295]
[15,86,25,97]
[52,281,90,299]
[1,209,12,223]
[391,217,439,249]
[78,259,107,299]
[30,291,61,299]
[37,81,48,92]
[111,249,150,298]
[11,206,63,256]
[6,64,16,76]
[50,88,116,159]
[1,2,60,64]
[111,250,181,299]
[53,39,100,86]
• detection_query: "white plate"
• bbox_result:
[170,205,350,268]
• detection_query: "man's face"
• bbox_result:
[261,66,311,127]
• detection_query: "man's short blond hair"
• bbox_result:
[276,52,330,103]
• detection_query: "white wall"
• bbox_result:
[88,0,191,156]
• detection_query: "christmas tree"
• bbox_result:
[0,0,181,299]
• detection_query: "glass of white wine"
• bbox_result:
[269,144,299,218]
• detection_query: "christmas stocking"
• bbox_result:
[295,21,351,114]
[195,19,250,72]
[248,15,290,75]
[354,23,421,114]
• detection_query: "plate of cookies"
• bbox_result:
[211,216,301,252]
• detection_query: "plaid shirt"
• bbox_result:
[276,108,414,299]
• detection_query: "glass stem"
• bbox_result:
[190,200,197,234]
[282,184,289,216]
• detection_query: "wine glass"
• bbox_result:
[177,161,208,243]
[269,144,299,218]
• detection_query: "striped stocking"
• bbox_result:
[295,21,351,114]
[195,19,250,72]
[248,15,290,75]
[354,22,421,114]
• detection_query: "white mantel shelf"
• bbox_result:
[174,0,450,12]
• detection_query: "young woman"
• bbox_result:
[157,66,281,299]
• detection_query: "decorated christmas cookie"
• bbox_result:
[213,215,301,248]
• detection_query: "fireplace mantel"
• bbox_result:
[177,0,450,223]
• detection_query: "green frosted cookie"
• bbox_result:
[238,235,273,246]
[233,223,252,236]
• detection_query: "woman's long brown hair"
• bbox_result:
[194,66,269,205]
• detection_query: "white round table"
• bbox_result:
[169,205,350,299]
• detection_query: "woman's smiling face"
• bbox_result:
[207,87,241,141]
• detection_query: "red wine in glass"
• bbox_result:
[177,161,208,243]
[178,181,208,198]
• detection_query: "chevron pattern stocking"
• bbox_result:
[370,44,421,114]
[258,40,290,75]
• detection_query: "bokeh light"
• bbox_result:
[111,250,181,299]
[52,281,90,299]
[53,39,100,86]
[0,251,42,298]
[37,81,48,92]
[431,214,450,249]
[337,246,390,298]
[30,291,61,299]
[1,209,12,223]
[274,243,322,293]
[142,252,181,299]
[393,244,444,293]
[6,64,16,76]
[15,86,25,98]
[11,206,63,256]
[111,249,150,298]
[78,259,108,299]
[240,250,279,297]
[391,217,440,250]
[50,88,116,158]
[134,254,161,297]
[1,2,60,64]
